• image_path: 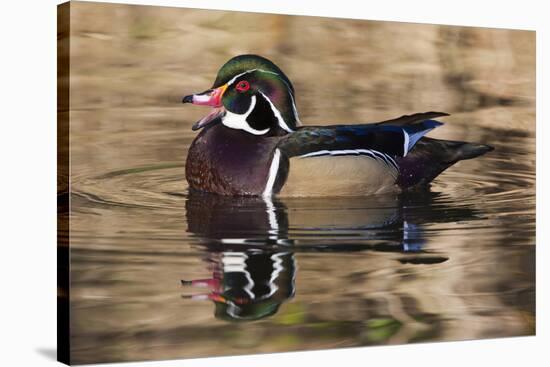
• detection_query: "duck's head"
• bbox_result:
[182,54,300,135]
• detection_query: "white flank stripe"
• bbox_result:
[299,149,330,158]
[298,149,399,174]
[372,150,394,167]
[299,149,372,158]
[263,149,281,197]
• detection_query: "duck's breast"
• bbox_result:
[186,124,282,195]
[278,155,399,197]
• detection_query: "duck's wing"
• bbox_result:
[277,115,445,159]
[375,111,449,126]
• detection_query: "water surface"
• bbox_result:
[68,121,535,364]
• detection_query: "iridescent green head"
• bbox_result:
[182,55,301,135]
[212,54,294,94]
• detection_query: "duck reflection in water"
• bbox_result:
[182,194,295,321]
[181,191,480,321]
[181,250,296,321]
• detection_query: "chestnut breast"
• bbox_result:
[186,124,284,195]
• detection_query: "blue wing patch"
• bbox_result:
[402,120,443,155]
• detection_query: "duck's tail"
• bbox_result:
[396,137,494,189]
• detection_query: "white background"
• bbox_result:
[0,0,546,366]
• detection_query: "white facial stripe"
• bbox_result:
[221,95,270,135]
[226,68,300,128]
[263,149,281,197]
[226,69,255,86]
[226,68,280,86]
[288,90,301,126]
[267,73,301,127]
[259,92,294,133]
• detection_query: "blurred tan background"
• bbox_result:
[68,1,535,130]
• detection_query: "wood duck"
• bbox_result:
[182,55,493,197]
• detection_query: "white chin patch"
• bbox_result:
[221,95,270,135]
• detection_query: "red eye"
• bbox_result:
[235,80,250,93]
